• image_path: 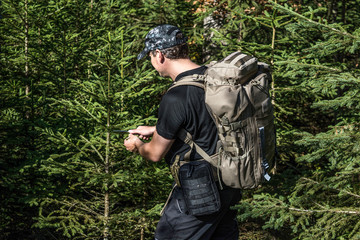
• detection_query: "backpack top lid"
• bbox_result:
[206,52,259,85]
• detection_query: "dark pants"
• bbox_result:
[155,185,242,240]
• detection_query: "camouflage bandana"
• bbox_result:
[137,24,188,60]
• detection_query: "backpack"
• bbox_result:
[169,52,276,189]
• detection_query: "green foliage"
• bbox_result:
[1,0,360,239]
[1,0,198,239]
[226,1,360,239]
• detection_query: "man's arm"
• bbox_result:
[128,126,156,140]
[124,128,174,162]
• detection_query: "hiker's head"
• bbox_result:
[137,24,189,60]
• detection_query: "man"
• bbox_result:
[124,24,241,240]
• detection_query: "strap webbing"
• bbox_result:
[167,75,205,92]
[171,81,204,90]
[177,128,223,189]
[160,184,177,216]
[177,128,213,163]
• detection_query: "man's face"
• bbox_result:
[149,52,157,69]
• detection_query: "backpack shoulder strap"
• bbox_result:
[176,128,221,187]
[177,128,212,163]
[167,74,205,92]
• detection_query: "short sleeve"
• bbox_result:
[156,87,187,140]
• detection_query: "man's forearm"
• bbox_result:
[135,141,159,162]
[124,129,174,163]
[137,131,174,162]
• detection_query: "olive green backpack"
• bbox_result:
[169,52,276,189]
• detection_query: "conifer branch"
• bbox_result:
[276,61,342,72]
[268,0,358,39]
[74,99,103,124]
[80,135,105,162]
[66,200,101,217]
[301,177,360,199]
[55,132,99,164]
[288,207,360,215]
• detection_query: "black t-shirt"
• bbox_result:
[156,66,219,165]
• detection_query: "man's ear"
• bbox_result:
[156,50,165,64]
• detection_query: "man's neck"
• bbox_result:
[167,58,201,81]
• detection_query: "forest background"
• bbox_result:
[1,0,359,239]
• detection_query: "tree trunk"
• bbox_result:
[341,0,346,24]
[326,0,335,22]
[103,32,112,240]
[25,0,30,109]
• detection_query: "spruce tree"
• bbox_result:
[188,0,359,238]
[26,0,200,239]
[228,1,360,239]
[0,0,57,238]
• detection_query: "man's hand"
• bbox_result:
[123,128,174,162]
[128,126,156,141]
[124,134,142,153]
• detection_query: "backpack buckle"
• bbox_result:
[230,121,242,131]
[221,116,230,126]
[184,137,192,145]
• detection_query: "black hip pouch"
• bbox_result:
[178,160,221,216]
